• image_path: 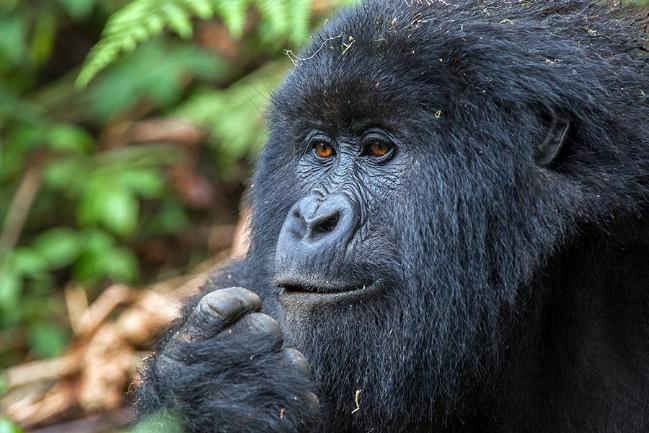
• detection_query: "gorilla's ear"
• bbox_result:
[534,107,571,167]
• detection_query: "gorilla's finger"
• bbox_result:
[281,348,311,377]
[185,287,261,337]
[226,313,284,351]
[304,392,320,413]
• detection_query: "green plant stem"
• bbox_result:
[0,162,43,255]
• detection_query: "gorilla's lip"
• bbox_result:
[275,277,384,304]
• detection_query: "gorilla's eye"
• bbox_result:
[368,141,392,158]
[313,141,335,159]
[362,133,396,161]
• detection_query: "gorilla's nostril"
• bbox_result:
[312,212,340,235]
[288,209,307,240]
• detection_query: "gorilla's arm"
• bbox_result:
[134,260,319,433]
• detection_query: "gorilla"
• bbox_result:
[135,1,649,432]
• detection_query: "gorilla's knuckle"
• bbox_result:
[239,312,282,336]
[282,348,311,376]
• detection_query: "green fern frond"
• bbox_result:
[174,60,289,159]
[287,0,312,45]
[210,0,248,38]
[76,0,315,88]
[77,0,206,88]
[255,0,289,37]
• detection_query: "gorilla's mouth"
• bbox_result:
[274,277,383,304]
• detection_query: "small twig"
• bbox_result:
[103,118,207,149]
[0,162,43,254]
[65,285,89,335]
[341,38,355,55]
[284,33,343,66]
[28,409,133,433]
[4,354,80,389]
[76,284,133,337]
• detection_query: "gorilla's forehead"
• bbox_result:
[269,3,453,133]
[272,47,444,134]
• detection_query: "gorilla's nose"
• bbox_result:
[279,194,357,252]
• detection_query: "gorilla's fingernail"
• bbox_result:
[283,348,311,376]
[202,288,261,318]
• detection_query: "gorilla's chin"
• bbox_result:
[279,283,448,433]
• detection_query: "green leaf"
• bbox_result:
[72,229,114,282]
[30,12,56,65]
[129,410,184,433]
[74,243,138,283]
[287,0,312,45]
[0,374,8,396]
[46,124,94,153]
[183,0,212,19]
[104,247,138,282]
[214,0,247,38]
[11,247,48,275]
[74,229,138,283]
[29,322,69,359]
[101,188,139,235]
[162,3,193,38]
[87,41,227,120]
[79,179,139,236]
[118,168,164,198]
[255,0,288,39]
[32,228,82,269]
[82,229,115,251]
[80,181,139,236]
[0,269,21,311]
[57,0,97,20]
[0,417,24,433]
[43,157,85,192]
[151,200,188,234]
[0,13,27,66]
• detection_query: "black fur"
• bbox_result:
[136,1,649,432]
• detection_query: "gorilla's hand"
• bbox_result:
[139,287,319,433]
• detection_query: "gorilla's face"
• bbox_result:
[251,3,581,429]
[273,125,411,305]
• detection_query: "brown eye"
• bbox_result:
[314,142,335,159]
[368,141,392,158]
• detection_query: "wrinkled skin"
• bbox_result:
[135,1,649,432]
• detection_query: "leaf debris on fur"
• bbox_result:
[342,36,356,55]
[352,389,362,414]
[285,33,343,66]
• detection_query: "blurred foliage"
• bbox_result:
[76,0,315,87]
[0,0,355,367]
[0,417,23,433]
[123,410,184,433]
